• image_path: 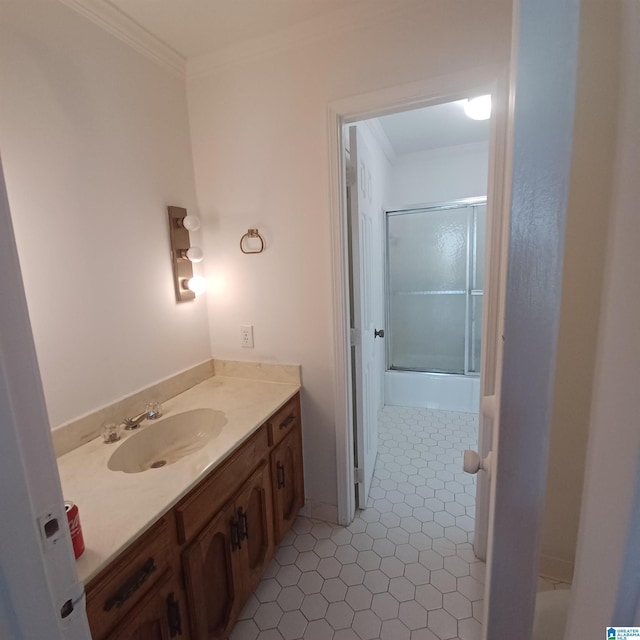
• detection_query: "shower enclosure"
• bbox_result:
[384,198,486,411]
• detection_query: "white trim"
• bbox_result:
[473,67,514,564]
[59,0,426,82]
[299,500,339,525]
[57,0,186,78]
[327,64,508,527]
[328,104,355,526]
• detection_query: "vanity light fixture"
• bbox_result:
[185,275,207,295]
[181,247,204,263]
[167,206,206,302]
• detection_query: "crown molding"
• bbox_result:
[58,0,186,79]
[186,0,427,81]
[58,0,427,83]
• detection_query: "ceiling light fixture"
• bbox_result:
[464,95,492,121]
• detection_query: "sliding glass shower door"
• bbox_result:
[387,199,486,375]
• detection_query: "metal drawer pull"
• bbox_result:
[104,558,157,611]
[167,592,182,637]
[277,462,286,489]
[237,507,249,541]
[230,519,241,551]
[279,415,295,430]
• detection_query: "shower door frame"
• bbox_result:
[385,196,487,377]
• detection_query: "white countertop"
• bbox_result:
[56,375,300,585]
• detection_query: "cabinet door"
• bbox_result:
[271,428,304,544]
[108,573,185,640]
[182,503,242,640]
[234,461,274,597]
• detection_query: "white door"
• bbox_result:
[0,157,91,638]
[348,125,381,509]
[474,2,581,637]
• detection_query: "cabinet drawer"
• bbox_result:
[86,519,171,640]
[176,426,269,544]
[267,395,300,448]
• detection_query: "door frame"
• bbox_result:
[328,64,512,525]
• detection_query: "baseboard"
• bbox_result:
[299,500,338,524]
[539,554,574,583]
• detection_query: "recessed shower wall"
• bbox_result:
[384,141,489,411]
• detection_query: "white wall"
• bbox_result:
[187,2,512,513]
[388,142,489,208]
[0,0,211,429]
[566,0,640,633]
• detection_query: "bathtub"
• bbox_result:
[384,370,480,413]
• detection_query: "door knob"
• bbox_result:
[374,329,385,338]
[463,450,493,480]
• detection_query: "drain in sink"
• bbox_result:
[150,460,166,469]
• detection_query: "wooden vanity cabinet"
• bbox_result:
[268,394,304,544]
[107,573,186,640]
[86,392,303,640]
[85,519,187,640]
[181,462,274,640]
[270,428,304,544]
[181,503,242,640]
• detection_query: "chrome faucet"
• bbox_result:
[122,410,151,430]
[123,403,162,430]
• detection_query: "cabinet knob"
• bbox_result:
[374,328,385,338]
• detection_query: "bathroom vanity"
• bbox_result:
[56,374,303,640]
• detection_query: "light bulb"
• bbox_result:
[186,275,207,295]
[181,215,201,232]
[464,95,491,120]
[185,247,204,263]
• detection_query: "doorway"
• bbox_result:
[346,96,491,534]
[328,67,512,561]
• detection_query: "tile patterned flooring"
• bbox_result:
[231,406,486,640]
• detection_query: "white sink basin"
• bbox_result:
[108,409,227,473]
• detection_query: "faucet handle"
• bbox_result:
[145,401,163,420]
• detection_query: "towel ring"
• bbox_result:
[240,228,265,254]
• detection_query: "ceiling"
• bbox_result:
[374,100,491,157]
[107,0,372,59]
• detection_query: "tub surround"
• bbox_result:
[56,364,301,584]
[385,369,480,413]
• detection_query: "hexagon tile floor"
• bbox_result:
[231,406,486,640]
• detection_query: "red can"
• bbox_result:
[65,501,85,559]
